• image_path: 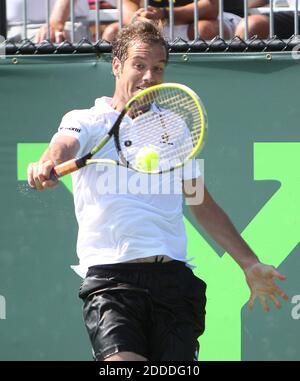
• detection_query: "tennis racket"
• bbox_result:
[50,82,208,179]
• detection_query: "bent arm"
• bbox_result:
[27,135,79,190]
[50,0,73,28]
[123,0,218,26]
[48,135,80,164]
[35,0,79,43]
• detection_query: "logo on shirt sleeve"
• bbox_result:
[59,126,81,133]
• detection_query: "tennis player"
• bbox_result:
[27,20,288,361]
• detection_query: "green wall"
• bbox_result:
[0,52,299,360]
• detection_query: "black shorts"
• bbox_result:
[79,261,207,361]
[271,12,299,39]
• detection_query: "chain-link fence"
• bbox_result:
[3,34,300,54]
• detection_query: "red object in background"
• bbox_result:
[88,0,116,9]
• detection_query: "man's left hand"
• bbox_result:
[244,263,289,312]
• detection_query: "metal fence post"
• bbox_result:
[0,0,7,39]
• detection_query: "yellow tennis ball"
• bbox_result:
[135,147,160,172]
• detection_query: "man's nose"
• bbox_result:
[142,69,154,81]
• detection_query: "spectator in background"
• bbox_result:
[88,0,118,41]
[102,0,243,42]
[6,0,90,43]
[235,0,300,39]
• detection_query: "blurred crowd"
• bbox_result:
[4,0,299,43]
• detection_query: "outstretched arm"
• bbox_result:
[183,178,289,312]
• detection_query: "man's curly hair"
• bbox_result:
[111,20,169,66]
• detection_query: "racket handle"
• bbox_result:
[51,158,80,178]
[49,169,58,181]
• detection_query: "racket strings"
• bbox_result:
[122,113,188,166]
[124,110,200,167]
[142,89,203,145]
[120,88,203,170]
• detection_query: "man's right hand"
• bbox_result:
[27,160,59,191]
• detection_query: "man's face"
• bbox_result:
[112,41,167,104]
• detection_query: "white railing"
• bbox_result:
[4,0,300,43]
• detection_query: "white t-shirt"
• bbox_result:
[51,97,201,278]
[7,0,89,24]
